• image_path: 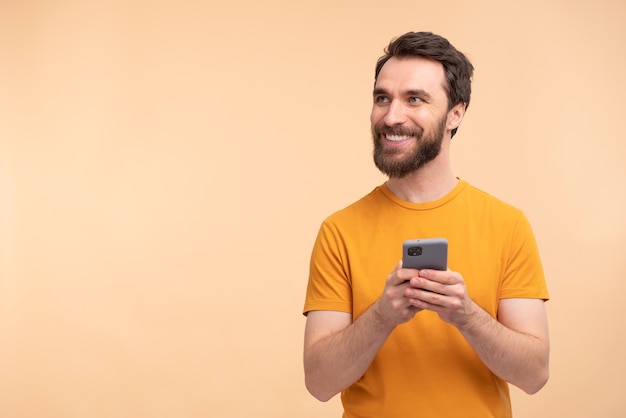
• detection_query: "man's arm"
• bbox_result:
[303,262,421,401]
[407,269,550,394]
[459,298,549,394]
[303,309,392,402]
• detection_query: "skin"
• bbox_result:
[303,56,550,402]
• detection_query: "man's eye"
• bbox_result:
[375,96,390,104]
[409,97,422,104]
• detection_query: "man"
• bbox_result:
[302,32,549,418]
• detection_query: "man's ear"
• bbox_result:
[447,102,466,132]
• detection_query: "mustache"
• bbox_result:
[372,124,423,137]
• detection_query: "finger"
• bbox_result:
[406,288,445,309]
[410,273,450,296]
[392,260,415,285]
[419,268,461,286]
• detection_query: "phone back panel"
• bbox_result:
[402,238,448,270]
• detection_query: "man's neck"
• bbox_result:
[386,164,458,204]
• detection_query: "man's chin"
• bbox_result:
[374,158,413,178]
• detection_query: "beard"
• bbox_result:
[372,116,447,178]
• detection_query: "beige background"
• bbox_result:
[1,1,625,417]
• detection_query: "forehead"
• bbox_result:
[375,56,447,97]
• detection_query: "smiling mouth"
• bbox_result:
[385,133,412,142]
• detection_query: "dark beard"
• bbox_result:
[372,117,446,178]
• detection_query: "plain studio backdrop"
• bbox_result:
[1,1,625,417]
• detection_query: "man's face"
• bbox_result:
[371,56,452,178]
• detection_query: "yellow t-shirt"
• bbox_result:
[304,180,549,418]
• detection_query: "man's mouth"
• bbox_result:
[385,133,412,142]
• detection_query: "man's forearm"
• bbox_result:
[304,303,396,401]
[458,302,549,394]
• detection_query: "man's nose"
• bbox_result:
[383,101,407,126]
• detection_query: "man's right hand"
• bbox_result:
[373,260,423,327]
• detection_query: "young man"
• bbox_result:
[303,32,549,418]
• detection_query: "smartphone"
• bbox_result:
[402,238,448,270]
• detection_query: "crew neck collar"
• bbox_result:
[379,178,467,210]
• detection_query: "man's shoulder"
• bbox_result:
[462,181,523,215]
[324,185,387,221]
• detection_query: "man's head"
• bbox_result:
[375,32,474,138]
[371,32,474,178]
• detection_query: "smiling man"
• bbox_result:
[303,32,550,418]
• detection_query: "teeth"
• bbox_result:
[386,134,411,142]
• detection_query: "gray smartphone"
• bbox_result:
[402,238,448,270]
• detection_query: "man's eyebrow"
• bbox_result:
[372,88,432,99]
[405,89,431,99]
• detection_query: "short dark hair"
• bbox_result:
[375,32,474,137]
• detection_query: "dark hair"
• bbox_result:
[375,32,474,137]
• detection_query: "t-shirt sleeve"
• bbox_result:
[303,220,353,315]
[499,212,549,300]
